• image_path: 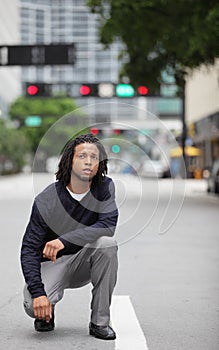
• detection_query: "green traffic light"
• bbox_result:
[116,84,135,97]
[111,144,121,153]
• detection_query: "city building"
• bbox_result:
[19,0,181,134]
[0,0,21,119]
[186,59,219,168]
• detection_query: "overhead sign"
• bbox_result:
[0,44,76,66]
[25,116,42,127]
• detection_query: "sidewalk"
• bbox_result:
[184,178,208,195]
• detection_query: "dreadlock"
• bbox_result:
[55,133,108,186]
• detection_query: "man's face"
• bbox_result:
[71,142,100,182]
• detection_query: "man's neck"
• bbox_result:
[67,175,91,194]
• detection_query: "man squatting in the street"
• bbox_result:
[20,133,118,340]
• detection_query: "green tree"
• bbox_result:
[9,97,85,154]
[88,0,219,93]
[0,120,30,174]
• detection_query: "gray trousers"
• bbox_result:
[23,236,118,326]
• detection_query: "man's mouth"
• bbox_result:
[82,168,92,175]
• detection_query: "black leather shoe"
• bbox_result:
[34,311,55,332]
[89,322,116,340]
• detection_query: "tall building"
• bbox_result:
[19,0,134,125]
[19,0,181,133]
[0,0,21,119]
[186,60,219,167]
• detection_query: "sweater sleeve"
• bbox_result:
[20,201,48,298]
[59,179,118,248]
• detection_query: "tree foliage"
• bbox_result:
[9,97,83,154]
[88,0,219,93]
[0,120,30,174]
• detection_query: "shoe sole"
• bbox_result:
[89,329,116,340]
[35,327,54,332]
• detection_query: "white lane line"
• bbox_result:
[111,295,149,350]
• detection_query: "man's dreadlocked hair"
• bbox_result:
[55,133,108,186]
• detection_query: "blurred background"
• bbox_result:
[0,0,218,188]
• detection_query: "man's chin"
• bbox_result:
[79,175,93,182]
[71,169,95,182]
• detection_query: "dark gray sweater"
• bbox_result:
[20,176,118,298]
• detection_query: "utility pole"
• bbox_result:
[181,80,187,178]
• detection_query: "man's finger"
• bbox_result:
[40,306,45,320]
[42,244,48,255]
[44,304,51,321]
[43,246,52,259]
[35,307,41,319]
[49,303,52,319]
[33,304,39,319]
[43,243,51,255]
[49,303,52,320]
[51,249,58,263]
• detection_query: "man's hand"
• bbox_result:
[33,295,52,321]
[43,239,64,263]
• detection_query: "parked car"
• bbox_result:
[207,159,219,194]
[138,159,171,178]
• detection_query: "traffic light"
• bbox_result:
[111,144,121,153]
[113,128,121,135]
[90,127,100,135]
[24,82,158,98]
[89,127,105,139]
[79,83,155,98]
[80,83,115,97]
[80,84,99,97]
[115,84,135,97]
[26,85,39,96]
[25,83,52,97]
[137,85,149,96]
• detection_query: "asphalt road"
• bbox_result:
[0,173,218,350]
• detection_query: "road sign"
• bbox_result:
[25,116,42,127]
[0,44,76,66]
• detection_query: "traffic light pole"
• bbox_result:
[181,82,187,178]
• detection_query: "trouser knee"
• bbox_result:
[91,236,118,260]
[23,285,34,318]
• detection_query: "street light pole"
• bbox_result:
[181,80,187,178]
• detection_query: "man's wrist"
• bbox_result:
[30,289,47,299]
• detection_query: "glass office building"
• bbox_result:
[0,0,21,118]
[19,0,181,133]
[19,0,141,125]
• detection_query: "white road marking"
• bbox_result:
[111,295,149,350]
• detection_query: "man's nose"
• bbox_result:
[85,156,92,165]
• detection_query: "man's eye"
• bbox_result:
[91,155,98,160]
[78,154,85,159]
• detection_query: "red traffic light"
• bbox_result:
[25,83,52,97]
[80,85,91,96]
[90,127,99,135]
[113,129,121,135]
[27,85,39,96]
[137,86,149,95]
